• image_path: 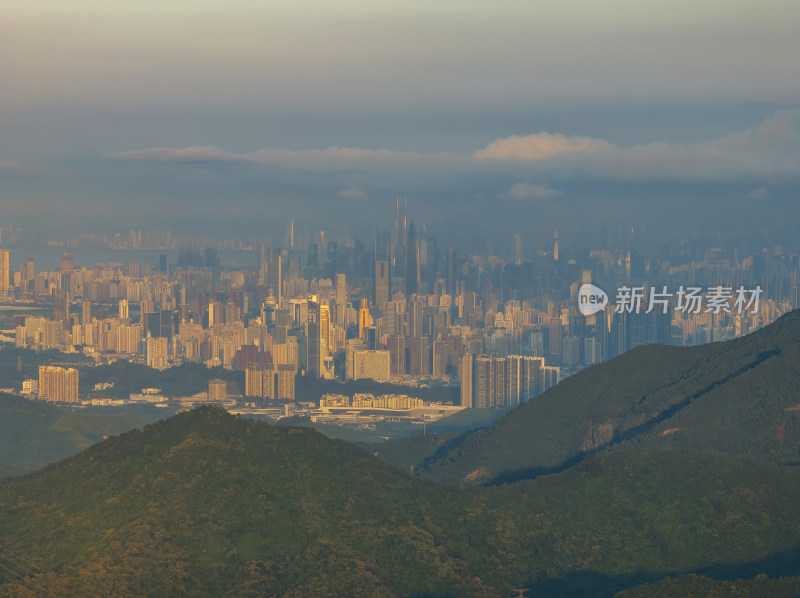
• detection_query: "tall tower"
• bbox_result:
[52,288,69,327]
[0,249,9,300]
[405,221,420,297]
[119,299,129,321]
[553,230,559,262]
[374,257,390,309]
[335,273,347,328]
[460,353,474,408]
[393,196,399,268]
[267,248,282,305]
[513,234,523,265]
[320,303,331,359]
[306,299,322,377]
[358,298,371,342]
[403,197,407,247]
[82,300,92,325]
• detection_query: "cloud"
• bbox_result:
[107,111,800,182]
[473,132,611,162]
[338,187,367,198]
[506,183,562,200]
[111,146,459,171]
[109,146,245,163]
[251,147,460,170]
[471,111,800,182]
[747,187,769,199]
[601,110,800,180]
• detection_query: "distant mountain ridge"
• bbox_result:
[419,309,800,484]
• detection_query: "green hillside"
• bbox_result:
[0,393,150,479]
[613,574,800,598]
[420,310,800,484]
[79,360,244,399]
[1,408,800,597]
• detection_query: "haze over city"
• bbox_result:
[2,2,800,597]
[2,0,799,245]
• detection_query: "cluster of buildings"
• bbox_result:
[1,214,799,412]
[460,354,560,409]
[320,393,425,410]
[314,392,463,426]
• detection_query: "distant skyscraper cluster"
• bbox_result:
[2,201,796,412]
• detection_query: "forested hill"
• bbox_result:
[1,407,800,596]
[419,309,800,485]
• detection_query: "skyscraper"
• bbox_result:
[267,248,282,304]
[0,249,9,300]
[335,273,347,328]
[38,366,79,403]
[374,258,390,310]
[553,230,559,262]
[475,356,494,408]
[320,303,331,358]
[146,336,169,369]
[119,299,129,320]
[405,221,420,297]
[460,353,474,408]
[358,298,371,342]
[306,299,322,377]
[21,258,34,283]
[52,288,69,327]
[513,234,523,265]
[82,300,92,325]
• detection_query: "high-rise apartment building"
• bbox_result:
[146,336,169,369]
[358,298,371,342]
[374,258,390,310]
[405,221,420,296]
[208,379,227,402]
[52,288,69,327]
[352,349,391,381]
[460,353,474,408]
[306,299,322,377]
[245,363,296,399]
[0,249,10,300]
[38,366,79,403]
[461,355,557,409]
[335,273,347,328]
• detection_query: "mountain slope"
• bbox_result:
[1,408,800,596]
[0,407,494,597]
[420,310,800,484]
[0,393,150,478]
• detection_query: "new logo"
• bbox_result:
[578,284,608,316]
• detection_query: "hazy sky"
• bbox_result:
[1,0,799,246]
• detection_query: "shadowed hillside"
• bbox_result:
[1,408,800,596]
[419,310,800,485]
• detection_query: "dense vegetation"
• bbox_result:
[0,347,90,389]
[420,310,800,484]
[614,574,800,597]
[1,408,799,596]
[0,393,149,479]
[3,313,800,595]
[79,360,244,399]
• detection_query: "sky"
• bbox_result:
[1,0,799,249]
